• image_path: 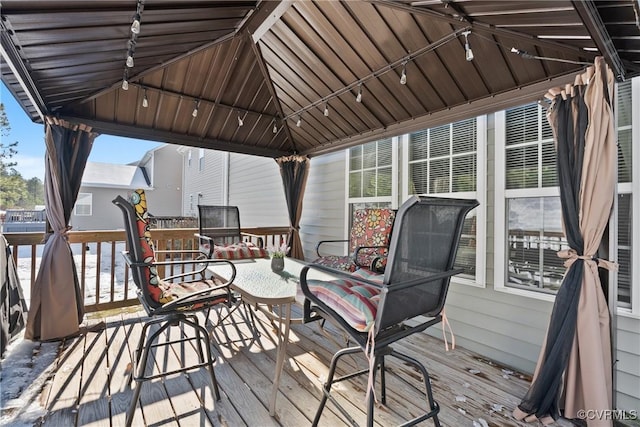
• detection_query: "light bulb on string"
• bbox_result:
[355,84,362,103]
[192,100,199,118]
[131,13,141,34]
[323,103,329,116]
[142,89,149,108]
[237,115,244,127]
[463,31,474,62]
[126,51,134,68]
[122,70,129,90]
[272,121,278,133]
[296,116,302,127]
[400,62,407,85]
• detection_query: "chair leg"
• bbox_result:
[380,356,387,405]
[126,320,172,427]
[391,350,441,427]
[181,314,221,401]
[313,346,362,427]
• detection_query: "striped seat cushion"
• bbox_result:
[158,279,229,310]
[305,277,381,332]
[205,242,269,260]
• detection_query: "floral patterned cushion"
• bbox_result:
[129,189,227,308]
[313,208,395,272]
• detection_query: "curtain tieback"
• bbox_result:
[557,249,618,271]
[53,225,73,240]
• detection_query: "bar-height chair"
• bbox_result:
[113,190,237,427]
[196,204,269,260]
[300,196,479,427]
[314,208,395,272]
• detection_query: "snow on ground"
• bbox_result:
[1,242,135,425]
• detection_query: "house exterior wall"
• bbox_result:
[140,145,182,216]
[180,148,226,217]
[228,153,288,227]
[70,186,141,231]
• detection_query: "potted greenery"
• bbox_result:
[268,243,289,272]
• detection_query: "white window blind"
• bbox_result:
[349,138,392,198]
[505,104,556,189]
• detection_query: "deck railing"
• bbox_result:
[3,226,290,313]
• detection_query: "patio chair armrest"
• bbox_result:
[315,239,349,257]
[301,262,385,289]
[352,245,389,268]
[383,268,464,294]
[194,233,214,257]
[240,231,265,248]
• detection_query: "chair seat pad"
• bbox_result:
[305,277,381,332]
[312,255,356,272]
[202,242,269,260]
[157,279,229,310]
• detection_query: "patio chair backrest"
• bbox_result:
[349,208,395,267]
[113,190,163,309]
[376,196,478,332]
[197,205,242,246]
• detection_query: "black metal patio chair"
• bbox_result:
[300,195,479,427]
[196,204,269,260]
[113,190,237,427]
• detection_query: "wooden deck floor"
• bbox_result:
[26,303,539,426]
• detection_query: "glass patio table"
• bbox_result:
[207,257,332,416]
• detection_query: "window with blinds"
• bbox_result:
[349,138,392,198]
[617,80,632,183]
[507,197,569,293]
[408,118,478,278]
[616,80,633,307]
[408,119,477,194]
[618,193,632,307]
[503,104,567,294]
[505,104,556,189]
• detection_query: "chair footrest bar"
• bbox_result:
[133,361,212,382]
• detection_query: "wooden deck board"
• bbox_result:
[32,304,538,427]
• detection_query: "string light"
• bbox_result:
[355,83,362,103]
[463,31,474,62]
[296,115,302,127]
[126,50,134,68]
[400,62,407,85]
[272,120,278,133]
[122,70,129,90]
[237,114,244,127]
[192,100,199,118]
[323,103,329,116]
[131,1,142,35]
[142,89,148,108]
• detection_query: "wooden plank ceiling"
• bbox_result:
[2,0,640,158]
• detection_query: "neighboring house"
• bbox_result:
[71,162,153,231]
[181,76,640,413]
[71,143,184,231]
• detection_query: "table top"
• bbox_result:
[209,257,306,304]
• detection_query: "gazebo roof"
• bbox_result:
[2,0,639,158]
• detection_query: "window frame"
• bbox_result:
[74,192,93,216]
[401,116,487,288]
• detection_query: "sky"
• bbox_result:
[1,82,161,181]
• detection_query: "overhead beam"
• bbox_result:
[251,1,294,43]
[303,72,577,158]
[60,115,290,158]
[0,23,46,120]
[572,0,626,80]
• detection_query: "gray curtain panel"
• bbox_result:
[276,155,309,260]
[1,234,28,356]
[25,118,96,341]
